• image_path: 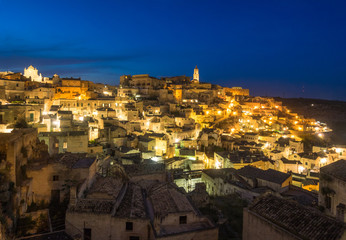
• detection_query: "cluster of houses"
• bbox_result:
[0,66,345,239]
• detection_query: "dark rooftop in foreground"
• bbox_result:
[320,159,346,181]
[17,230,73,240]
[248,194,345,240]
[237,166,291,184]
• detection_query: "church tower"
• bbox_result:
[193,65,199,82]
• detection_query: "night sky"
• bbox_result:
[0,0,345,100]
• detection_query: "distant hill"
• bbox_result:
[274,97,346,145]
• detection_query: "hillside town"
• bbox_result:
[0,65,345,240]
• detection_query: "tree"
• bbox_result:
[14,117,29,128]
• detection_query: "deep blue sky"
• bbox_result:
[0,0,346,100]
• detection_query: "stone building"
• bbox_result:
[0,104,42,124]
[54,78,97,100]
[120,74,165,89]
[24,87,55,102]
[24,65,44,83]
[38,131,88,155]
[243,194,346,240]
[237,166,292,192]
[27,153,97,203]
[66,173,217,240]
[319,160,346,222]
[0,78,25,100]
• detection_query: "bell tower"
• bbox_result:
[193,65,199,83]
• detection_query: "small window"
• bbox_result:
[53,175,59,181]
[129,237,139,240]
[84,228,91,240]
[179,216,187,224]
[126,222,133,231]
[63,142,67,149]
[55,143,59,148]
[325,196,331,209]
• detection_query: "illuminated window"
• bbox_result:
[63,142,67,149]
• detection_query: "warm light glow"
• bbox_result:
[0,128,13,133]
[215,159,222,169]
[320,158,327,165]
[298,166,305,173]
[175,138,180,143]
[79,116,84,121]
[318,133,323,138]
[262,142,270,149]
[335,148,342,153]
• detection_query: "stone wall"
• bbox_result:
[243,208,297,240]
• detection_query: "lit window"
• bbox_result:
[63,142,67,149]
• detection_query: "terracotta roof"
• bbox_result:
[87,175,125,199]
[114,183,147,219]
[148,183,195,218]
[249,194,345,240]
[69,199,115,214]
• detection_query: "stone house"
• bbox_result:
[319,160,346,222]
[66,174,217,240]
[0,104,42,124]
[276,157,303,174]
[138,136,156,153]
[99,126,127,147]
[27,153,96,203]
[237,166,292,192]
[243,194,346,240]
[38,131,88,155]
[0,78,25,100]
